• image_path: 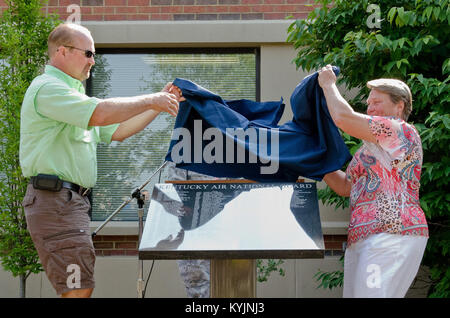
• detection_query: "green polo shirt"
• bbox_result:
[20,65,119,188]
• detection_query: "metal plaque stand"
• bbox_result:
[139,179,324,298]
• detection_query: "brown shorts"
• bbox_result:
[23,184,95,295]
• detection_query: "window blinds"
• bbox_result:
[88,51,257,221]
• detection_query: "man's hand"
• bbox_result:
[161,82,173,93]
[148,91,179,117]
[318,64,337,89]
[162,82,186,102]
[169,84,186,102]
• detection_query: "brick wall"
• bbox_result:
[324,234,346,257]
[1,0,315,21]
[94,235,139,256]
[93,234,347,257]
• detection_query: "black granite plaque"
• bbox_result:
[139,182,324,259]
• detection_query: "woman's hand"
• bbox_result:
[318,64,337,89]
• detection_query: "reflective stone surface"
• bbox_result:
[139,182,324,259]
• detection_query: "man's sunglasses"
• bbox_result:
[64,46,96,58]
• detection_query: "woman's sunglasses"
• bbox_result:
[64,45,96,58]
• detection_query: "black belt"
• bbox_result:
[30,176,91,196]
[61,181,91,196]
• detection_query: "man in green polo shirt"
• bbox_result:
[20,23,181,298]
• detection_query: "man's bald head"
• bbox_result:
[47,23,93,59]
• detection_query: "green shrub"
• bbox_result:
[0,0,60,297]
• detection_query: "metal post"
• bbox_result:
[137,204,145,298]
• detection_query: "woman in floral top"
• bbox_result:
[318,65,428,298]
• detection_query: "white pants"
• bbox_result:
[343,233,428,298]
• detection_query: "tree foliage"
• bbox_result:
[0,0,60,297]
[287,0,449,297]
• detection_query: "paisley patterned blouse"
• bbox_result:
[345,116,428,246]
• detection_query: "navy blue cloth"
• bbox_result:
[165,67,351,182]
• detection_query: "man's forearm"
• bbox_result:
[89,96,152,127]
[111,109,160,142]
[89,91,178,127]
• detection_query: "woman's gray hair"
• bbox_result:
[367,78,413,121]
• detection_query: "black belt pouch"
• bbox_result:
[32,174,63,192]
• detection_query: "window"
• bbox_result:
[87,49,259,221]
